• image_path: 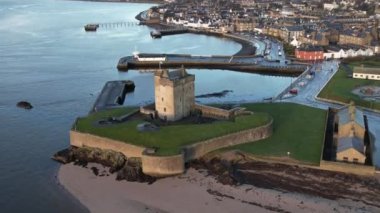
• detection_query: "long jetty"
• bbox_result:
[117,53,307,75]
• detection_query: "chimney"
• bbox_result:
[161,69,169,78]
[349,101,356,122]
[180,65,187,77]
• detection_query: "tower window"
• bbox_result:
[162,97,164,102]
[164,107,166,112]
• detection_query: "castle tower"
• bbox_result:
[154,67,195,121]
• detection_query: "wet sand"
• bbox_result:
[58,163,376,213]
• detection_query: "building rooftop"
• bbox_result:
[297,45,323,52]
[337,136,365,154]
[353,66,380,75]
[337,104,365,128]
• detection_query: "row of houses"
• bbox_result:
[295,45,377,61]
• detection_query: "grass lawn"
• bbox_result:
[232,103,327,165]
[74,107,271,156]
[318,59,380,110]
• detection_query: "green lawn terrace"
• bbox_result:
[318,58,380,111]
[73,103,327,165]
[233,103,327,165]
[73,107,271,156]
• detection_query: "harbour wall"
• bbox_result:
[117,60,305,75]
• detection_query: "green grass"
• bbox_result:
[283,43,296,56]
[232,103,327,165]
[74,107,271,156]
[318,59,380,110]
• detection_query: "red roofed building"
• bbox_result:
[295,46,324,61]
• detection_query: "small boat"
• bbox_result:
[150,30,162,39]
[84,24,99,32]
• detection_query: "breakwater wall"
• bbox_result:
[70,118,273,176]
[117,55,306,75]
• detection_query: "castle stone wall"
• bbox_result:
[70,131,145,158]
[70,118,272,177]
[320,160,375,176]
[183,119,273,161]
[194,104,233,120]
[142,152,185,177]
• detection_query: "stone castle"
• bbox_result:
[154,67,195,121]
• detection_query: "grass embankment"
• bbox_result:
[74,107,271,156]
[233,103,326,165]
[318,58,380,110]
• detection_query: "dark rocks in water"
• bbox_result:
[52,147,75,164]
[196,90,232,99]
[16,101,33,110]
[116,157,156,184]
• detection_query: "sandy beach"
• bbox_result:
[58,163,377,213]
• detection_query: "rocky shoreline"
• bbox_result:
[58,155,380,213]
[53,147,156,183]
[191,152,380,208]
[55,147,380,211]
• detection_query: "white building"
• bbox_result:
[134,53,166,62]
[324,1,339,11]
[324,46,374,59]
[290,36,301,47]
[353,66,380,80]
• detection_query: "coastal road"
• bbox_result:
[283,60,341,109]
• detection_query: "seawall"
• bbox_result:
[70,131,145,158]
[70,118,273,176]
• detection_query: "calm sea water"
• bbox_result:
[0,0,294,212]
